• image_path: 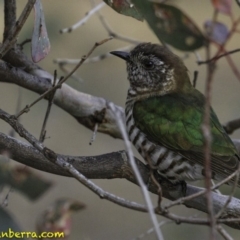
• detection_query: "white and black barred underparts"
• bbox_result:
[125,91,204,183]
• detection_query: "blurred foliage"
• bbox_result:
[211,0,232,15]
[204,20,229,44]
[36,198,85,240]
[105,0,206,50]
[0,158,52,201]
[0,207,26,240]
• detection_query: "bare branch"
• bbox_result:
[202,45,217,239]
[39,70,58,142]
[60,2,106,33]
[3,0,16,41]
[97,8,141,45]
[54,46,132,65]
[89,123,98,145]
[192,70,198,88]
[14,37,112,118]
[0,61,124,138]
[217,225,233,240]
[108,103,165,240]
[215,165,240,219]
[0,109,149,213]
[1,132,240,230]
[164,169,240,211]
[131,220,172,240]
[223,118,240,135]
[0,0,36,58]
[197,49,240,65]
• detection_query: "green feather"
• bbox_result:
[133,89,239,176]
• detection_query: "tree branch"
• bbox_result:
[1,47,240,230]
[3,0,16,42]
[0,132,240,230]
[0,60,124,138]
[0,0,36,58]
[223,118,240,135]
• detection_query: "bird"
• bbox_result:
[110,43,240,186]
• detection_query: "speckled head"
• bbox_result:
[111,43,191,95]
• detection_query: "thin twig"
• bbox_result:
[0,0,36,58]
[197,48,240,65]
[194,51,202,63]
[19,38,31,49]
[1,188,13,207]
[224,53,240,81]
[217,225,233,240]
[15,37,112,118]
[3,0,16,42]
[60,2,105,33]
[202,43,217,239]
[131,220,172,240]
[54,46,132,65]
[9,87,22,138]
[96,4,141,45]
[215,164,240,219]
[199,16,240,86]
[108,102,165,240]
[89,123,98,145]
[211,180,221,195]
[223,118,240,135]
[192,70,198,88]
[39,70,58,142]
[164,169,240,210]
[59,63,84,83]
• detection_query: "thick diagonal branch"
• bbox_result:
[0,132,240,230]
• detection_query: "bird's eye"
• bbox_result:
[143,60,154,69]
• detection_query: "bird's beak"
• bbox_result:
[110,51,130,61]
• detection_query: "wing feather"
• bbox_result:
[133,91,239,181]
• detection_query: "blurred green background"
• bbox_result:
[0,0,240,239]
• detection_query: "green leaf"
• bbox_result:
[103,0,143,21]
[132,1,206,51]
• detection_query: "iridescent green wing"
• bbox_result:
[133,91,239,176]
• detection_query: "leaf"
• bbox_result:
[132,1,206,51]
[103,0,143,21]
[211,0,232,15]
[32,0,50,63]
[204,20,229,44]
[0,162,53,201]
[36,198,85,238]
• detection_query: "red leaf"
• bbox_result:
[104,0,143,21]
[211,0,232,15]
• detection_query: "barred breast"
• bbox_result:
[125,90,204,183]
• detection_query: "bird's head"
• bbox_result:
[111,43,192,95]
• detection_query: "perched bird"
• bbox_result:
[111,43,240,186]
